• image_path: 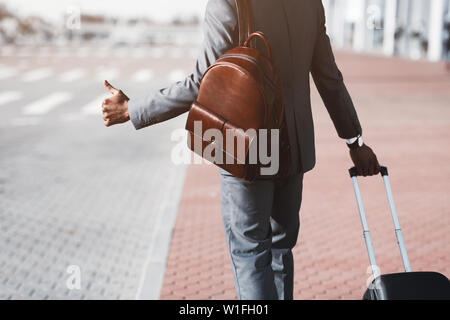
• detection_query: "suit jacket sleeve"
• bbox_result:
[128,0,238,130]
[311,1,362,139]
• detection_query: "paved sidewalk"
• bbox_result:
[160,51,450,300]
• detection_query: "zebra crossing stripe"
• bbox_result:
[81,93,110,115]
[22,92,73,115]
[132,69,154,82]
[96,68,119,81]
[21,68,53,82]
[0,91,23,107]
[59,69,86,82]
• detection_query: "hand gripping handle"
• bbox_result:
[349,166,388,177]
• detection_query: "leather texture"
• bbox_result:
[186,102,257,180]
[363,272,450,300]
[128,0,363,174]
[236,0,254,46]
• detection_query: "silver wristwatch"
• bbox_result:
[347,135,363,149]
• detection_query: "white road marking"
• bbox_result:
[81,93,110,115]
[10,117,41,127]
[22,92,73,115]
[21,67,53,82]
[0,66,18,80]
[59,69,86,82]
[132,69,154,82]
[168,69,186,83]
[96,68,119,81]
[0,91,23,106]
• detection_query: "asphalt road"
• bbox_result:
[0,43,199,299]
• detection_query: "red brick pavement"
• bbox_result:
[160,51,450,300]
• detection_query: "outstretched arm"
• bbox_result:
[102,0,238,129]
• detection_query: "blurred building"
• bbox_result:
[323,0,450,61]
[0,3,202,46]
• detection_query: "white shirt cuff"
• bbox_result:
[346,136,360,145]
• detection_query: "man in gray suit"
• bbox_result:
[102,0,380,300]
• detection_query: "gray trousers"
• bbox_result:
[219,169,304,300]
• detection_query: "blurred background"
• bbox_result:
[1,0,450,60]
[0,0,449,300]
[323,0,450,61]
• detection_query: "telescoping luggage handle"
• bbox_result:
[349,166,411,278]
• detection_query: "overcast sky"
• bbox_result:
[2,0,209,23]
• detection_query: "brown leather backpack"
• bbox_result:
[185,0,291,181]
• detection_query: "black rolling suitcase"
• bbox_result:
[349,166,450,300]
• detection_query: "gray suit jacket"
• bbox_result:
[128,0,362,174]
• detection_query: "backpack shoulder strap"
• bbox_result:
[235,0,255,46]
